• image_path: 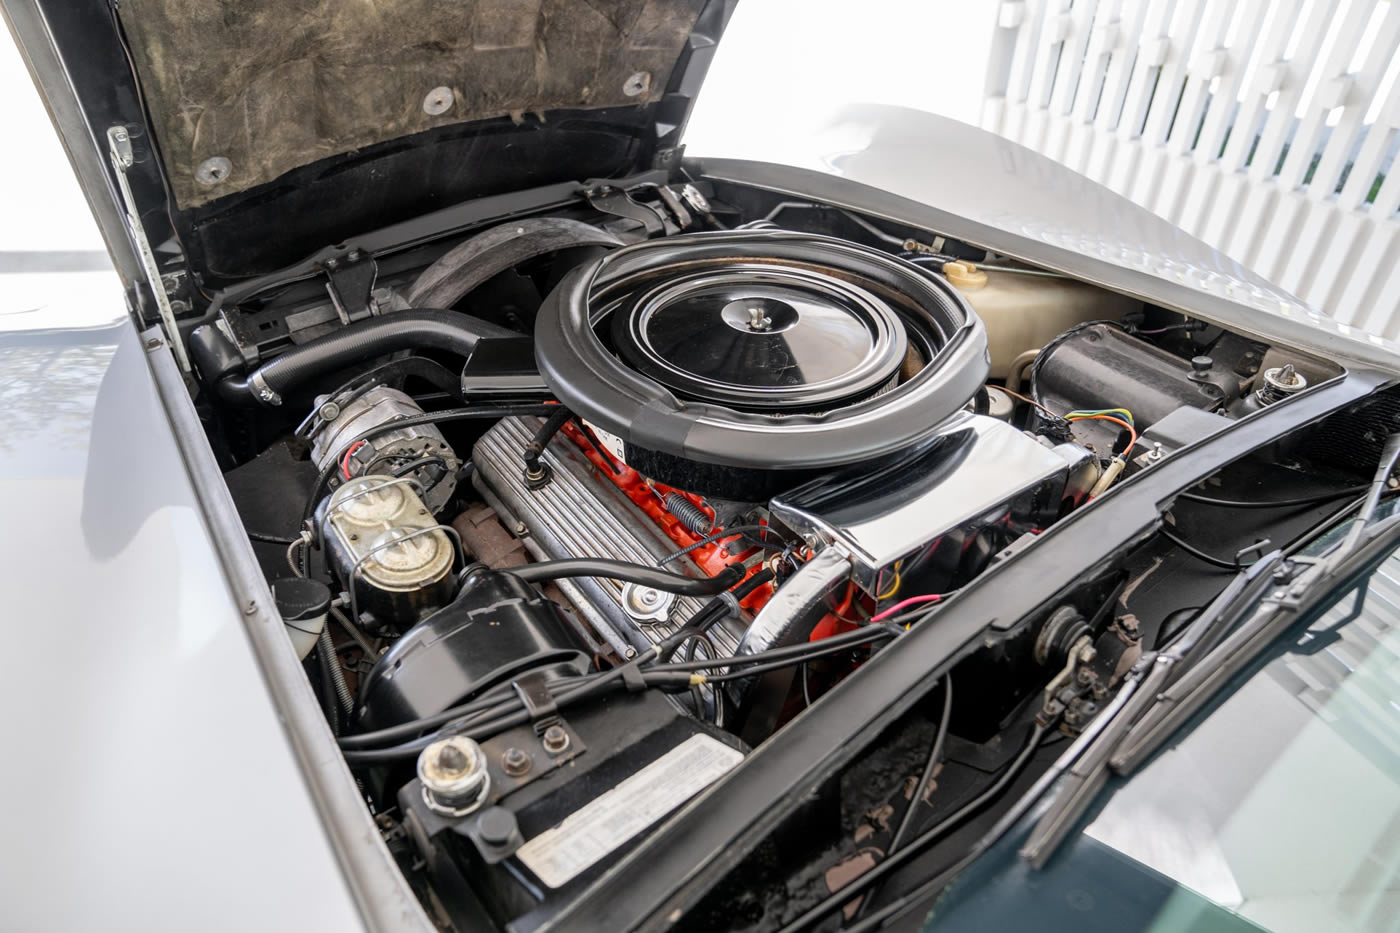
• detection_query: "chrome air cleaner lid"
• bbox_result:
[610,267,907,412]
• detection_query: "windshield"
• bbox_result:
[929,525,1400,933]
[1083,560,1400,932]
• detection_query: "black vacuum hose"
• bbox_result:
[510,560,745,596]
[194,310,517,405]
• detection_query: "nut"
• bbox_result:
[541,725,570,754]
[502,747,532,777]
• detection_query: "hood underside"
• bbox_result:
[117,0,710,209]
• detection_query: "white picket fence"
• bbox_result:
[982,0,1400,340]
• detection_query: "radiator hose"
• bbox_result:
[190,310,518,406]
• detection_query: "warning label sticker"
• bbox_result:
[515,734,744,888]
[580,419,626,463]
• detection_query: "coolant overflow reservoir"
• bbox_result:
[941,261,1140,379]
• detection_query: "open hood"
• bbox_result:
[119,0,724,210]
[6,0,732,284]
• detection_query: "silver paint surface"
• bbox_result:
[690,104,1400,374]
[0,297,366,931]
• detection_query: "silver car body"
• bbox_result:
[4,13,1399,923]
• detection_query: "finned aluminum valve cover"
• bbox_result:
[472,416,745,662]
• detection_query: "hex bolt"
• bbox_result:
[317,401,341,421]
[541,725,570,754]
[502,747,532,777]
[514,521,528,535]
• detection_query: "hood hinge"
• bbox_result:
[106,125,190,371]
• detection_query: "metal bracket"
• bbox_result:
[1039,635,1095,725]
[585,184,675,236]
[651,184,694,229]
[512,671,559,724]
[107,126,191,371]
[323,251,379,323]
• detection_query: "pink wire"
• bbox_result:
[870,593,942,623]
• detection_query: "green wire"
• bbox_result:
[1065,407,1134,425]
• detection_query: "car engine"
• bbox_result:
[199,179,1336,930]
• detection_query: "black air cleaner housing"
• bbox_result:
[534,231,989,497]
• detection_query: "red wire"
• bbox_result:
[870,593,942,623]
[341,440,367,480]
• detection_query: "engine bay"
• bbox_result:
[192,175,1375,931]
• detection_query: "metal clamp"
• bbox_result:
[346,522,463,623]
[324,475,429,522]
[511,671,558,722]
[250,370,282,406]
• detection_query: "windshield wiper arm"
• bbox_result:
[1112,508,1400,775]
[1019,548,1284,867]
[1025,432,1400,867]
[1332,432,1400,561]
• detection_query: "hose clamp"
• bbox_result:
[251,370,283,406]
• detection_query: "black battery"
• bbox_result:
[399,686,748,932]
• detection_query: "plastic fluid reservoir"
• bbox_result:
[942,261,1140,380]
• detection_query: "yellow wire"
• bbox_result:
[1066,407,1134,424]
[876,561,903,600]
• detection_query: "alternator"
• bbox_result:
[308,385,461,512]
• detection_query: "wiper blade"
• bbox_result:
[1022,435,1400,869]
[1024,509,1400,869]
[1019,548,1284,867]
[1112,509,1400,775]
